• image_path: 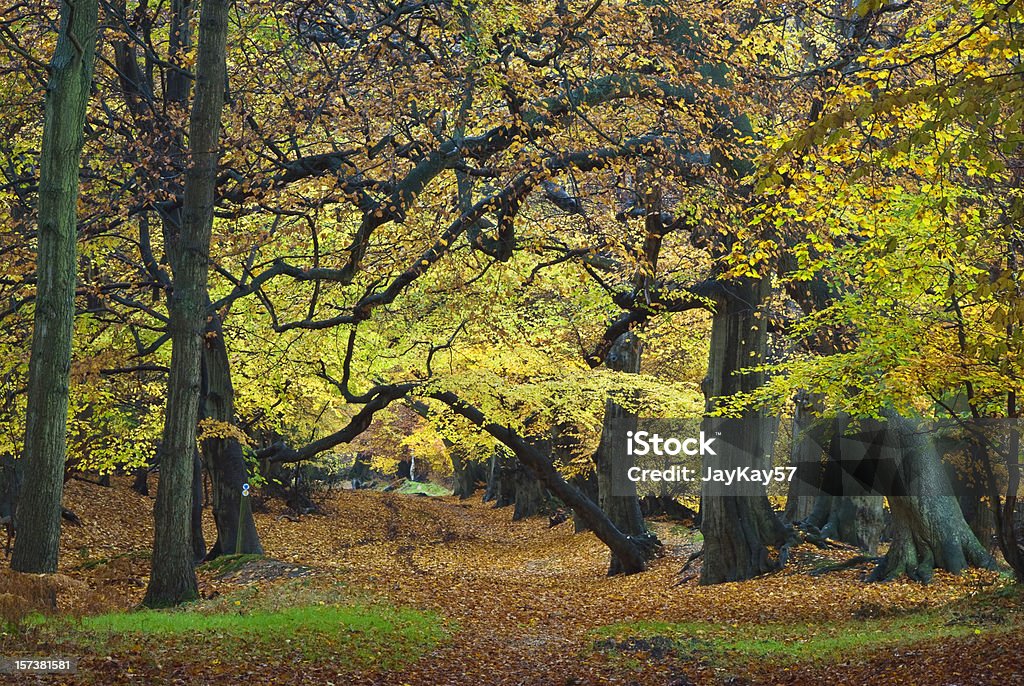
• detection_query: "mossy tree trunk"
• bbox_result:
[869,414,994,582]
[11,0,99,574]
[806,493,886,553]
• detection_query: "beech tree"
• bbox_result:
[144,0,232,607]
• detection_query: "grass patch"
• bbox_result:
[667,525,703,543]
[39,581,449,670]
[394,480,451,497]
[593,609,1009,665]
[198,553,264,576]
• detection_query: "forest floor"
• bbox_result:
[2,477,1023,685]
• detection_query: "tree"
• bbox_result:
[594,331,661,574]
[144,0,232,607]
[10,0,99,574]
[699,277,791,584]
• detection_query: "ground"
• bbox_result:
[1,477,1022,685]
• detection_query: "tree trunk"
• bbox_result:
[869,413,994,582]
[132,466,149,496]
[482,450,499,502]
[348,451,371,486]
[570,471,598,532]
[699,277,789,585]
[488,450,517,507]
[783,393,824,523]
[512,462,547,520]
[11,0,99,574]
[594,332,660,574]
[450,445,484,499]
[200,311,262,559]
[144,0,230,607]
[806,493,886,553]
[190,449,206,563]
[798,414,887,552]
[0,454,20,526]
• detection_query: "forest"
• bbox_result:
[1,0,1023,683]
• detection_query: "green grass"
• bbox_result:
[593,610,1002,664]
[39,582,449,670]
[394,480,451,496]
[667,525,703,542]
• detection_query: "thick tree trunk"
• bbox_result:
[594,332,660,573]
[10,0,99,574]
[450,445,484,499]
[511,463,547,520]
[200,311,262,558]
[144,0,230,607]
[570,471,598,532]
[699,277,789,585]
[869,414,994,582]
[799,413,886,552]
[132,466,149,496]
[488,450,518,508]
[482,450,499,502]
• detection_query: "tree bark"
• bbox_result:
[190,449,206,563]
[132,466,149,496]
[806,494,885,553]
[699,277,789,585]
[200,311,262,558]
[487,449,518,508]
[799,414,887,553]
[511,461,547,520]
[144,0,230,607]
[869,413,994,582]
[11,0,99,574]
[783,393,824,523]
[594,332,660,574]
[450,445,485,499]
[570,471,598,532]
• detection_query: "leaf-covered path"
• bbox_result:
[4,479,1023,685]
